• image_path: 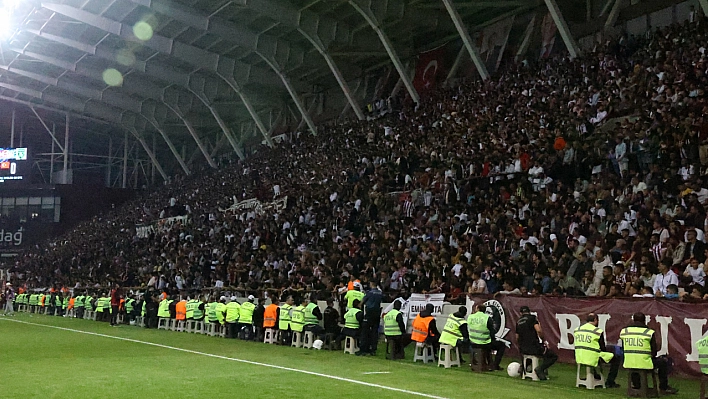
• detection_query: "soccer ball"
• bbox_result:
[313,339,323,350]
[507,362,522,377]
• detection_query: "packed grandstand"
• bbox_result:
[4,14,708,307]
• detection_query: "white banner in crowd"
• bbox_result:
[382,293,446,330]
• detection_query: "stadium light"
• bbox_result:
[0,0,24,40]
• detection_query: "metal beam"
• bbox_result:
[128,126,167,182]
[29,107,65,151]
[605,0,624,28]
[9,43,240,166]
[515,14,537,61]
[701,0,708,16]
[543,0,581,59]
[441,0,490,80]
[417,1,528,8]
[298,29,365,120]
[41,3,288,133]
[349,0,420,103]
[163,102,217,168]
[63,113,69,184]
[599,0,615,16]
[141,103,190,175]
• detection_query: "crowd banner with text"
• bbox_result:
[470,295,708,377]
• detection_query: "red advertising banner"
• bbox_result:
[467,295,708,377]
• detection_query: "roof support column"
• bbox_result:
[543,0,581,59]
[143,116,190,175]
[700,0,708,16]
[445,46,465,86]
[515,14,537,62]
[298,29,365,120]
[128,127,168,182]
[164,103,218,168]
[212,69,275,146]
[261,62,317,135]
[605,0,624,28]
[122,131,128,188]
[441,0,490,80]
[63,113,69,184]
[349,0,420,103]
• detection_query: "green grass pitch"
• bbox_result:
[0,313,701,399]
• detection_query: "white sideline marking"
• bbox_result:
[362,371,391,375]
[1,318,448,399]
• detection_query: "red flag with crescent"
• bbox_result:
[413,47,446,93]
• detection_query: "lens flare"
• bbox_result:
[102,68,124,87]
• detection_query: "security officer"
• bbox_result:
[252,293,266,341]
[439,306,469,362]
[74,292,85,319]
[573,313,620,388]
[290,297,306,344]
[468,304,505,371]
[124,295,136,323]
[157,293,172,325]
[29,292,38,313]
[337,299,363,349]
[411,303,440,356]
[96,293,107,321]
[359,280,383,355]
[302,295,324,341]
[383,300,409,359]
[619,312,677,394]
[192,295,205,322]
[225,296,240,338]
[262,295,280,339]
[216,296,227,334]
[238,295,256,340]
[278,295,294,345]
[84,292,94,318]
[344,282,365,310]
[697,334,708,376]
[516,305,557,380]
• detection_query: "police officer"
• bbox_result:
[573,313,620,388]
[337,299,363,349]
[225,296,241,338]
[359,280,383,355]
[515,306,557,380]
[302,294,325,341]
[697,333,708,377]
[468,304,505,371]
[439,306,469,362]
[74,292,85,319]
[278,295,294,345]
[238,295,256,340]
[383,300,409,359]
[619,312,677,394]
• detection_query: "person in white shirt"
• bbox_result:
[469,270,488,294]
[653,261,679,296]
[683,258,706,287]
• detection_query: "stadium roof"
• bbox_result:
[0,0,660,180]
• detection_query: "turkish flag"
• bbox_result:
[413,47,447,94]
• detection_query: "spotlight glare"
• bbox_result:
[133,21,153,41]
[102,68,124,87]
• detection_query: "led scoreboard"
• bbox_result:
[0,148,29,184]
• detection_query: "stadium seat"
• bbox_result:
[291,331,304,348]
[343,336,359,355]
[470,347,489,372]
[205,322,218,337]
[263,328,277,344]
[522,355,543,381]
[175,320,186,332]
[576,364,605,389]
[302,331,315,349]
[157,317,170,330]
[437,344,460,369]
[413,342,434,364]
[626,369,658,398]
[324,333,337,350]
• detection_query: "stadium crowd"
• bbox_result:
[3,15,708,310]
